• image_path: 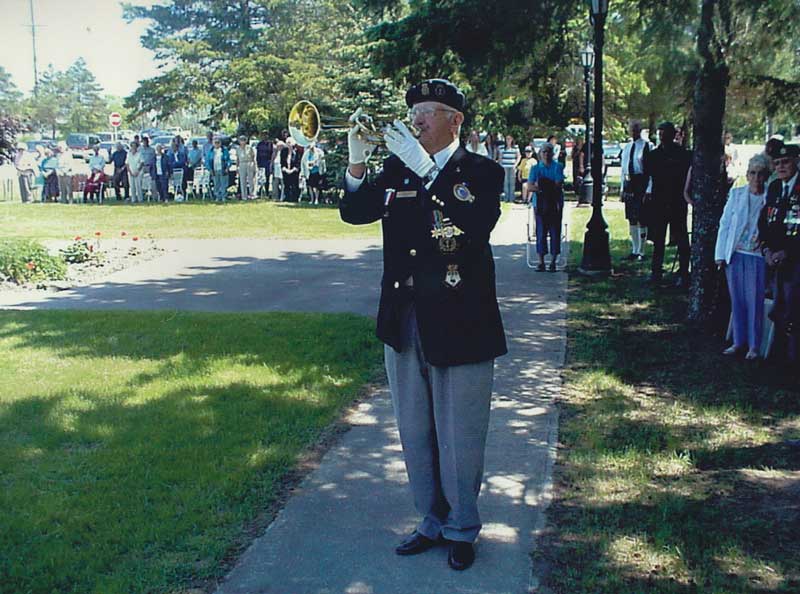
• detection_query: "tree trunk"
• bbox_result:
[688,0,729,323]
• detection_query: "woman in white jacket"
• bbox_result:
[714,153,770,359]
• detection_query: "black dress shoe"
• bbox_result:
[395,531,439,556]
[447,540,475,570]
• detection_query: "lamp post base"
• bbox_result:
[579,213,612,275]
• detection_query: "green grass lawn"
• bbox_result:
[535,206,800,592]
[1,195,515,242]
[0,310,383,594]
[0,200,382,241]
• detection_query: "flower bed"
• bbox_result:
[0,232,164,292]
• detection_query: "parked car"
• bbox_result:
[66,133,101,160]
[26,139,57,153]
[95,132,114,143]
[603,141,622,167]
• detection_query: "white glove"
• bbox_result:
[383,120,436,180]
[347,108,377,165]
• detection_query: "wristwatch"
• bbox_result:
[421,164,440,186]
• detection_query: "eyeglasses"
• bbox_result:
[407,107,458,119]
[746,170,767,176]
[773,157,795,167]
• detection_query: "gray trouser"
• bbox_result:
[384,303,493,543]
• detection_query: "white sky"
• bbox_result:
[0,0,161,98]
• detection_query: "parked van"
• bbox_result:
[66,133,101,160]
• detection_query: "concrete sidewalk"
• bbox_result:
[212,206,567,594]
[1,205,567,593]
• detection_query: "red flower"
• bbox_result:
[132,236,139,241]
[95,231,102,237]
[74,236,81,241]
[25,261,36,270]
[121,231,127,237]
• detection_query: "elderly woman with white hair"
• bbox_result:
[715,153,771,359]
[527,142,565,271]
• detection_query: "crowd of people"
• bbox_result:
[612,116,799,364]
[12,129,329,205]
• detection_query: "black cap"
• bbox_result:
[777,144,800,159]
[657,121,676,132]
[405,79,466,111]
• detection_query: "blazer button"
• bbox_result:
[409,249,417,257]
[394,281,400,289]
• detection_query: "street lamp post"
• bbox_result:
[579,0,612,274]
[578,44,594,206]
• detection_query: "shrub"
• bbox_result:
[0,239,67,284]
[60,238,104,264]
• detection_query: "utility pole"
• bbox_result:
[29,0,39,93]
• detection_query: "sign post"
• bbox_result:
[109,112,122,142]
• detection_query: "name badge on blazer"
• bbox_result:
[396,190,417,198]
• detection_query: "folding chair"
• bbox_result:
[170,169,185,202]
[141,172,153,202]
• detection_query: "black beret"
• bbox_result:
[405,79,466,111]
[777,144,799,159]
[657,121,676,132]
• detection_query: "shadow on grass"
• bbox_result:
[535,209,800,593]
[0,309,383,594]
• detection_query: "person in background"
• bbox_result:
[528,142,565,272]
[715,154,770,360]
[465,129,488,156]
[202,131,215,161]
[205,137,230,202]
[572,137,585,199]
[110,142,129,201]
[517,145,537,203]
[301,141,326,205]
[281,137,301,202]
[88,144,107,177]
[186,139,203,195]
[55,141,74,203]
[39,148,60,202]
[139,136,156,197]
[14,144,36,203]
[483,131,498,161]
[724,131,740,182]
[126,141,145,203]
[547,134,562,164]
[620,119,653,261]
[272,139,285,201]
[759,144,800,362]
[154,144,173,202]
[168,136,188,199]
[499,134,521,202]
[84,145,108,203]
[234,135,257,200]
[256,132,274,198]
[765,138,785,186]
[643,121,692,286]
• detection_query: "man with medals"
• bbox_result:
[340,79,507,571]
[759,143,800,362]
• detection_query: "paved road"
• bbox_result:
[1,205,567,594]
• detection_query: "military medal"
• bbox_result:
[453,183,475,203]
[439,236,458,253]
[444,264,462,288]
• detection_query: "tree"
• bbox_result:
[26,60,106,138]
[683,0,800,322]
[0,67,23,116]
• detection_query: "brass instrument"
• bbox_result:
[287,99,412,147]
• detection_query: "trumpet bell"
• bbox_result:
[288,100,321,147]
